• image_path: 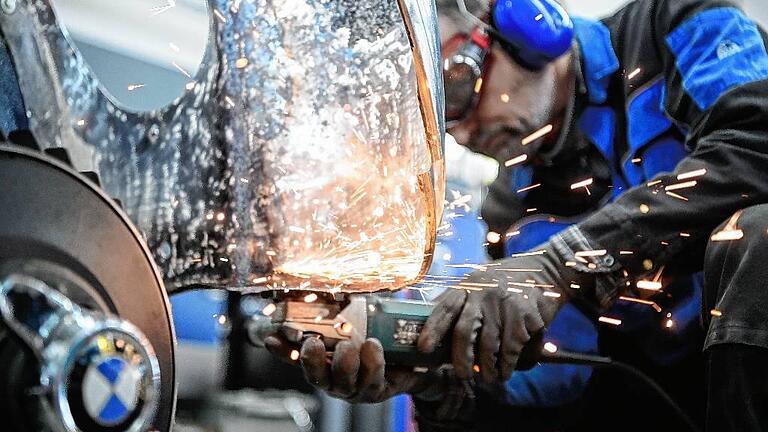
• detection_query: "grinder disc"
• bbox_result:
[0,145,176,431]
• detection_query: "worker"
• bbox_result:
[266,0,768,430]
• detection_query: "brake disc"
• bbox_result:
[0,144,176,431]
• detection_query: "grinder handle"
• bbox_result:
[367,297,544,370]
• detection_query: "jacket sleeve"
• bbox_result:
[559,0,768,306]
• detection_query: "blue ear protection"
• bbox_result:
[491,0,574,69]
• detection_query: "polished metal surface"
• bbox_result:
[0,0,445,293]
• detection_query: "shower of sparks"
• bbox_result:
[517,183,541,193]
[522,124,554,146]
[506,230,521,238]
[620,250,634,255]
[535,13,544,21]
[500,93,510,103]
[646,180,662,187]
[172,61,192,78]
[710,309,723,317]
[627,67,642,80]
[505,154,528,167]
[543,342,558,353]
[677,168,707,180]
[619,296,662,312]
[680,232,691,237]
[599,316,622,326]
[289,350,300,361]
[631,157,642,163]
[127,83,145,91]
[665,319,675,328]
[637,280,662,290]
[665,180,697,191]
[150,0,176,16]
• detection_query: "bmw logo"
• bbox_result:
[62,328,159,432]
[82,356,142,426]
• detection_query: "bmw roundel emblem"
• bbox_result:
[82,356,142,426]
[61,328,159,432]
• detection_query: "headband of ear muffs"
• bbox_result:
[491,0,574,70]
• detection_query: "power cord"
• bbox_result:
[541,350,702,432]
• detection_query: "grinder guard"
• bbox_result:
[0,0,445,294]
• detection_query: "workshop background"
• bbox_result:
[49,0,767,431]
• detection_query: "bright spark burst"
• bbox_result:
[665,191,689,201]
[517,183,541,193]
[627,67,642,80]
[619,296,662,312]
[544,342,558,353]
[504,154,527,167]
[575,249,606,257]
[677,168,707,180]
[262,303,277,316]
[710,309,723,317]
[636,280,662,290]
[127,83,145,91]
[290,350,300,361]
[570,178,593,190]
[522,124,554,146]
[665,180,697,191]
[172,61,192,78]
[510,249,547,258]
[474,78,483,94]
[486,231,502,243]
[599,316,622,326]
[711,229,744,241]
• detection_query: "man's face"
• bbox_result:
[440,16,562,163]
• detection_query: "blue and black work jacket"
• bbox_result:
[481,0,768,362]
[415,0,768,429]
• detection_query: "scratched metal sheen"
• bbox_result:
[0,0,445,293]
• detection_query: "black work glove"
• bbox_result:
[418,240,593,383]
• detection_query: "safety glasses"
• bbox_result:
[443,28,493,125]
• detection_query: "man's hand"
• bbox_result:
[264,335,432,403]
[418,241,587,383]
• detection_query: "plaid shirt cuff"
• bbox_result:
[550,225,626,309]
